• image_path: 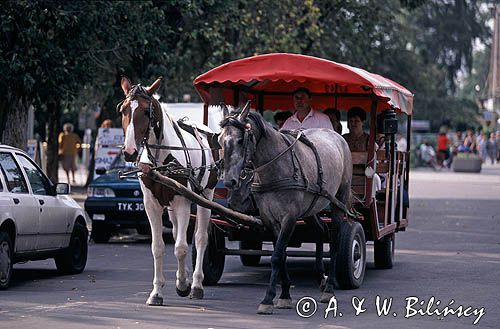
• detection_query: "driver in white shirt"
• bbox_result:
[280,87,333,131]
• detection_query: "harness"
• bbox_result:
[221,114,355,218]
[118,85,221,193]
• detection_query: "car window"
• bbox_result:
[109,153,135,170]
[16,154,53,195]
[0,152,29,193]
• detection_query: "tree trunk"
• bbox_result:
[0,93,29,149]
[46,101,61,183]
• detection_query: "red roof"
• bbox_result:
[194,53,413,115]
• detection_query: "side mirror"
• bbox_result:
[56,183,70,195]
[95,167,107,175]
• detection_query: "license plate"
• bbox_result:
[117,202,144,211]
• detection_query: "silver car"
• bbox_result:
[0,144,91,289]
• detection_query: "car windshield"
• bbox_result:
[108,154,136,171]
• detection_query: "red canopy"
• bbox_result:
[194,53,413,115]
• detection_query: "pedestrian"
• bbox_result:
[496,131,500,163]
[478,132,488,163]
[437,128,450,168]
[58,123,81,184]
[486,133,497,165]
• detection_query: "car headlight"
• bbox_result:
[87,187,116,197]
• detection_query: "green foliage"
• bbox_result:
[0,0,492,141]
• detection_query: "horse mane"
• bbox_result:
[220,110,269,138]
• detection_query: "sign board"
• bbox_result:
[94,128,124,178]
[411,120,431,132]
[483,111,494,121]
[26,139,38,161]
[97,128,124,147]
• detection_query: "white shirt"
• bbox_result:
[280,109,334,131]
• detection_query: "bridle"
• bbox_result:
[117,84,163,165]
[117,84,221,192]
[220,113,302,183]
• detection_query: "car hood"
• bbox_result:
[90,171,140,187]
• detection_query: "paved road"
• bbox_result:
[1,166,499,329]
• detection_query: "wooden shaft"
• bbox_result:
[147,170,263,227]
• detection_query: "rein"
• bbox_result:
[253,131,302,173]
[119,84,221,193]
[222,114,357,218]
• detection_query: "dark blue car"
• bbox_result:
[84,154,169,243]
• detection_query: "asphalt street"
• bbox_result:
[1,165,499,329]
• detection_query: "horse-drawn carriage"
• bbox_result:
[117,53,413,312]
[192,53,413,289]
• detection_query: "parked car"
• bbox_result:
[0,144,90,290]
[85,154,170,243]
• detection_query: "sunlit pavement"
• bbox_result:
[1,163,498,328]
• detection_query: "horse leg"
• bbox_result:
[257,216,295,314]
[308,215,326,290]
[275,259,293,309]
[142,187,166,306]
[170,196,192,297]
[190,189,214,299]
[321,220,340,303]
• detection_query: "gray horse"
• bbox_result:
[219,103,353,314]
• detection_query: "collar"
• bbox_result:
[292,108,314,123]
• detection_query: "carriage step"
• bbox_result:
[222,248,333,258]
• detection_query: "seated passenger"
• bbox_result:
[280,87,333,131]
[323,108,342,134]
[273,111,293,129]
[343,107,369,152]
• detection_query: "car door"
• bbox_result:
[0,152,39,252]
[15,154,69,250]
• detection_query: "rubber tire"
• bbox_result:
[55,222,88,274]
[374,234,395,269]
[191,223,225,286]
[335,221,366,289]
[91,222,111,243]
[239,240,262,266]
[0,232,13,290]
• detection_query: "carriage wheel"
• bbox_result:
[374,234,395,269]
[335,221,366,289]
[239,240,262,266]
[191,223,225,286]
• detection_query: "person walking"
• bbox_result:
[437,128,450,168]
[486,132,497,165]
[58,123,81,184]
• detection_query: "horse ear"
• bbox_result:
[238,101,251,121]
[121,76,132,95]
[221,103,230,117]
[146,77,163,95]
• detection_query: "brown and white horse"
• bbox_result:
[118,76,216,305]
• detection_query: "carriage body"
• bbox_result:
[192,53,413,286]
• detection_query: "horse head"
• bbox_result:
[219,101,265,190]
[117,76,163,162]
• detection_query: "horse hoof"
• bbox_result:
[257,303,274,315]
[189,287,204,299]
[319,276,328,292]
[176,285,191,297]
[146,295,163,306]
[276,298,292,309]
[320,292,335,304]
